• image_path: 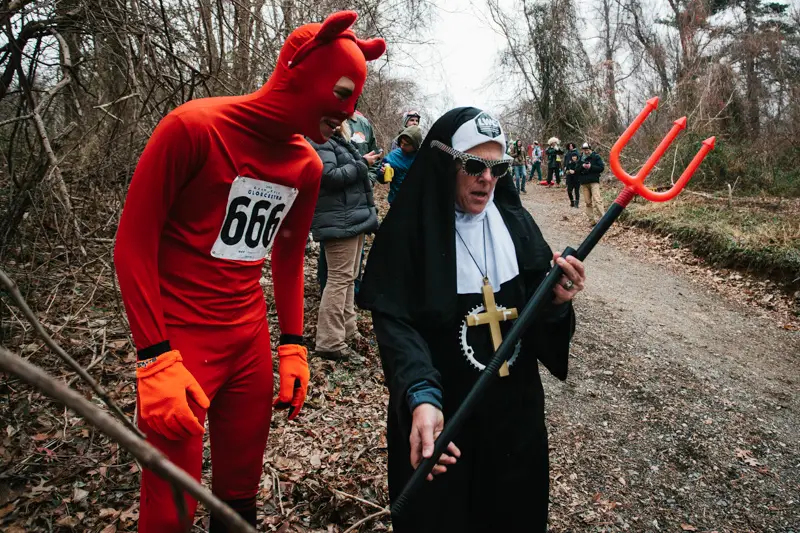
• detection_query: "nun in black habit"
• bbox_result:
[357,108,586,532]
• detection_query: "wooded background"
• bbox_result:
[2,0,798,262]
[490,0,800,196]
[0,1,798,530]
[0,0,433,257]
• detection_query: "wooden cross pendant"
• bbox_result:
[466,277,518,377]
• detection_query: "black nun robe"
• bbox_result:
[357,108,576,533]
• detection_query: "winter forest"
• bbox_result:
[1,0,798,531]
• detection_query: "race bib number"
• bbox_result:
[211,177,298,262]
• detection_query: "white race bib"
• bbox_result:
[211,176,298,262]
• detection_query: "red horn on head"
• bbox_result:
[316,10,358,42]
[357,38,387,61]
[287,10,385,68]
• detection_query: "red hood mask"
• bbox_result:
[253,11,385,143]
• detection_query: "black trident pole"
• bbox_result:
[391,96,717,520]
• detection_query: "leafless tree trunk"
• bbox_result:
[198,0,220,74]
[624,0,671,96]
[600,0,621,133]
[743,0,760,136]
[488,0,587,132]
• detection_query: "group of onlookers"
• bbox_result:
[507,136,607,227]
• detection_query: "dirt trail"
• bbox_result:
[521,185,799,532]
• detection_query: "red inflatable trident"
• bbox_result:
[563,95,717,262]
[610,96,716,205]
[390,97,716,521]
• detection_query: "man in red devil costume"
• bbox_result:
[113,11,385,532]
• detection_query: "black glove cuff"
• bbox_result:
[137,340,171,361]
[279,334,304,346]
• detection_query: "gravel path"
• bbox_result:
[522,185,799,532]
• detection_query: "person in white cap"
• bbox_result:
[357,107,587,532]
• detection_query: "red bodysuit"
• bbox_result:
[114,12,385,532]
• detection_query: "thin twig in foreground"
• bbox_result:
[0,266,142,437]
[342,509,391,533]
[0,347,256,533]
[331,487,386,513]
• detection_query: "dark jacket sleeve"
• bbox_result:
[590,153,605,173]
[521,270,576,381]
[318,141,368,190]
[525,302,574,381]
[373,311,443,427]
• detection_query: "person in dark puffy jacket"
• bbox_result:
[307,124,380,361]
[564,143,581,208]
[318,111,380,296]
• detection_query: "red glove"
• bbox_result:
[136,350,210,440]
[273,344,309,420]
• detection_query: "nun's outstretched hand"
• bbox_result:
[552,252,586,305]
[410,404,461,481]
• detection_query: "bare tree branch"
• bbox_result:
[0,266,141,436]
[0,346,257,533]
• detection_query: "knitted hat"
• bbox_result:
[403,110,421,127]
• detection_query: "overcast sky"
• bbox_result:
[386,0,799,122]
[389,0,513,118]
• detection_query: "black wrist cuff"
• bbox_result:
[279,334,304,346]
[137,340,171,361]
[545,301,572,322]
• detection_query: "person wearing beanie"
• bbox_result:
[578,142,605,226]
[358,107,586,532]
[390,109,422,150]
[114,11,385,531]
[379,125,423,204]
[404,110,421,128]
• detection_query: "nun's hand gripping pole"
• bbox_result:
[390,97,715,521]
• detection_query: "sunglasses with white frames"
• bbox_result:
[432,140,511,178]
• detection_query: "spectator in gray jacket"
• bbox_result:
[307,123,380,361]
